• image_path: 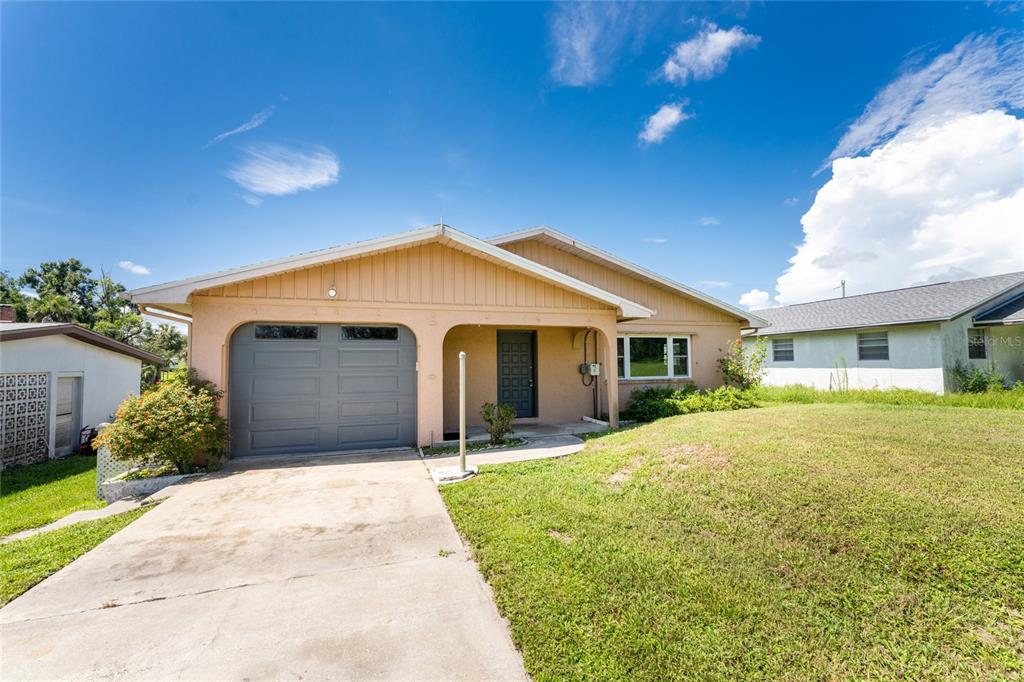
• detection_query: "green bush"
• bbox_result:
[96,376,229,474]
[949,361,1006,393]
[480,402,517,445]
[718,337,768,389]
[623,385,756,423]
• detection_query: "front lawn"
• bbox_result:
[0,456,105,536]
[754,383,1024,410]
[0,507,151,606]
[442,403,1024,680]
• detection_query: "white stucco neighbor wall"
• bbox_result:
[940,314,1024,389]
[749,323,946,394]
[0,335,143,457]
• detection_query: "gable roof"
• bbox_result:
[0,323,165,364]
[487,225,768,328]
[130,225,654,320]
[750,271,1024,336]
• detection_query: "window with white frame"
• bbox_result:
[967,328,988,360]
[772,338,794,362]
[617,335,690,379]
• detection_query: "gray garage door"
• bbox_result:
[229,323,417,457]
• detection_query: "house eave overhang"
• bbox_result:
[129,225,653,321]
[0,324,165,364]
[487,225,769,328]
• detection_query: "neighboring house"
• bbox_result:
[745,272,1024,394]
[130,224,765,458]
[0,316,164,469]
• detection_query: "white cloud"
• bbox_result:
[548,2,651,86]
[118,260,151,275]
[773,110,1024,305]
[698,216,720,226]
[696,279,732,289]
[226,143,340,196]
[639,102,692,144]
[783,197,800,206]
[239,194,263,206]
[643,237,668,243]
[739,289,770,309]
[207,106,275,146]
[828,32,1024,163]
[662,22,760,86]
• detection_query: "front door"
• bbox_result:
[497,330,536,418]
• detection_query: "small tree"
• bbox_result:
[718,337,767,390]
[480,402,517,445]
[96,376,229,474]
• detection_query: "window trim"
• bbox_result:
[617,334,691,380]
[856,331,889,361]
[772,337,795,362]
[967,327,988,360]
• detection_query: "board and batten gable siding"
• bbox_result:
[195,242,608,311]
[498,238,738,324]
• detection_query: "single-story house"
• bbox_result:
[130,224,766,458]
[0,317,164,468]
[744,271,1024,394]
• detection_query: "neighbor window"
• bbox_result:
[967,328,988,360]
[341,326,399,341]
[617,335,691,379]
[254,324,319,340]
[772,338,794,362]
[857,331,889,361]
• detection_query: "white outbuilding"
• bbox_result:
[0,320,163,469]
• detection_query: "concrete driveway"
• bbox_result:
[1,451,528,680]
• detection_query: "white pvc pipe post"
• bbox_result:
[459,351,467,473]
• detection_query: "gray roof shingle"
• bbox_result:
[751,271,1024,335]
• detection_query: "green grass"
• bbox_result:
[422,438,526,457]
[0,456,105,536]
[754,384,1024,410]
[0,506,151,606]
[441,403,1024,680]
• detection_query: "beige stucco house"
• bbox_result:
[131,225,765,458]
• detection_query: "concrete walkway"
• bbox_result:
[1,450,528,680]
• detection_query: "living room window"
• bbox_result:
[616,335,691,379]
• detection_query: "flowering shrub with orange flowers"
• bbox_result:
[717,337,767,390]
[96,373,229,474]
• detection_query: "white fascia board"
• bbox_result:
[130,226,442,304]
[487,225,769,328]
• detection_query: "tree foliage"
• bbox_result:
[10,260,186,382]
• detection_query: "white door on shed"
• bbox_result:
[55,377,82,456]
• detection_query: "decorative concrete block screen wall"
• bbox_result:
[1,373,50,469]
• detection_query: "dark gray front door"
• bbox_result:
[229,323,417,457]
[497,330,536,418]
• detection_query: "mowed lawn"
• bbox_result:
[442,404,1024,680]
[0,456,104,536]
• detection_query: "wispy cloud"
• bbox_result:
[639,102,692,144]
[783,197,800,206]
[119,260,151,275]
[207,106,276,147]
[696,279,732,289]
[548,2,653,87]
[643,237,668,243]
[226,143,340,196]
[698,216,720,226]
[828,32,1024,163]
[239,194,264,206]
[662,22,761,86]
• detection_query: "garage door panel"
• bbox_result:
[249,427,320,452]
[230,323,416,457]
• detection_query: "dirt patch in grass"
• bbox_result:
[547,529,574,544]
[662,442,729,471]
[605,456,643,487]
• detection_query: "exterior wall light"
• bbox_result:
[327,287,337,298]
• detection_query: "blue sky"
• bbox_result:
[2,2,1021,310]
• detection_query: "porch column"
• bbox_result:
[412,323,447,447]
[601,327,620,428]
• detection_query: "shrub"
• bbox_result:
[623,385,756,423]
[949,361,1006,393]
[718,338,767,390]
[480,402,517,445]
[96,378,229,474]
